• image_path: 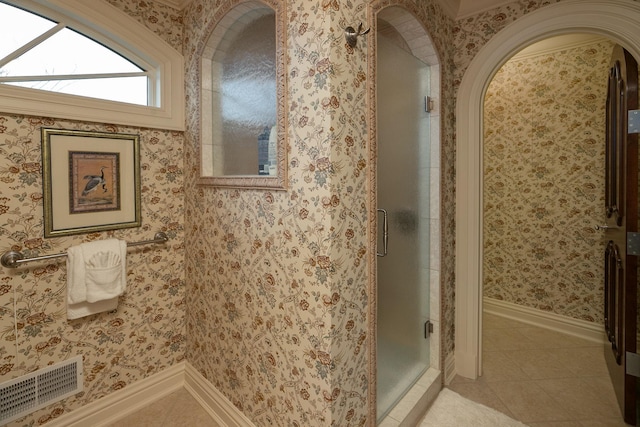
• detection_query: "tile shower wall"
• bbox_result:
[483,39,612,322]
[183,0,454,425]
[0,2,186,426]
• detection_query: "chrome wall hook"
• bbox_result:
[345,23,370,48]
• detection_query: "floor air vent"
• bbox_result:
[0,355,83,424]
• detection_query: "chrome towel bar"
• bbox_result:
[1,232,169,269]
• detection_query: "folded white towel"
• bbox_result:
[67,299,119,321]
[66,239,127,320]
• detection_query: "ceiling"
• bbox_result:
[155,0,514,20]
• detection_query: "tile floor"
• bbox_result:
[107,313,627,427]
[448,312,627,427]
[104,388,219,427]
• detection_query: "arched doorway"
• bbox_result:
[455,0,640,379]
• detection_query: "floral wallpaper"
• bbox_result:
[183,0,454,426]
[453,0,564,84]
[483,39,613,322]
[0,1,186,426]
[0,0,456,425]
[0,116,185,427]
[105,0,184,52]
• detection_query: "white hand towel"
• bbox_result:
[66,239,127,320]
[67,299,119,321]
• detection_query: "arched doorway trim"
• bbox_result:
[455,0,640,379]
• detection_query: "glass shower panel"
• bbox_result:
[376,35,431,421]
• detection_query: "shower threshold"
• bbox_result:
[378,368,441,427]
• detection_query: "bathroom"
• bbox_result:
[0,0,638,426]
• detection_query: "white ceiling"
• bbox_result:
[155,0,513,20]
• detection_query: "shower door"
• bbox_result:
[376,35,430,420]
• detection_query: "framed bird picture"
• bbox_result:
[41,128,141,238]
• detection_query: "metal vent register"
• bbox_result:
[0,356,83,424]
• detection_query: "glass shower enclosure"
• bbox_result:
[376,34,431,421]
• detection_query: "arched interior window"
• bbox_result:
[199,0,287,189]
[0,0,184,130]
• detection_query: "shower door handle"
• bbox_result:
[377,208,388,257]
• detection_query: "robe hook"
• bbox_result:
[345,23,370,48]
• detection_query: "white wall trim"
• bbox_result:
[40,362,257,427]
[455,0,640,379]
[46,362,185,427]
[184,363,257,427]
[484,298,606,344]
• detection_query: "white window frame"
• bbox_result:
[0,0,184,131]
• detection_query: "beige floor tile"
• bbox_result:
[163,389,219,426]
[487,380,572,423]
[535,377,621,420]
[520,327,600,349]
[483,313,528,330]
[527,421,584,427]
[579,418,630,426]
[163,410,219,427]
[105,393,175,427]
[502,348,576,380]
[586,376,620,407]
[105,389,218,427]
[449,374,477,384]
[449,314,626,427]
[481,350,531,382]
[483,327,539,352]
[446,378,515,418]
[552,347,609,377]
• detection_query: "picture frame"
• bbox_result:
[41,128,141,238]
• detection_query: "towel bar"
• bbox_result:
[0,232,169,269]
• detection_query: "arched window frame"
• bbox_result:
[0,0,184,131]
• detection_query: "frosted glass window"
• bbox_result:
[200,0,286,188]
[211,10,277,176]
[0,1,149,105]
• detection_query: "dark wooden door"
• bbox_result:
[604,44,638,425]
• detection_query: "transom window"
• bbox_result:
[0,0,184,131]
[0,1,149,105]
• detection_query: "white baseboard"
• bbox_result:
[184,363,257,427]
[47,362,185,427]
[484,297,606,344]
[43,361,256,427]
[444,352,456,385]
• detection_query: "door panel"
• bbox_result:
[376,35,430,420]
[603,44,638,425]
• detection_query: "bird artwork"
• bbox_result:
[82,166,107,196]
